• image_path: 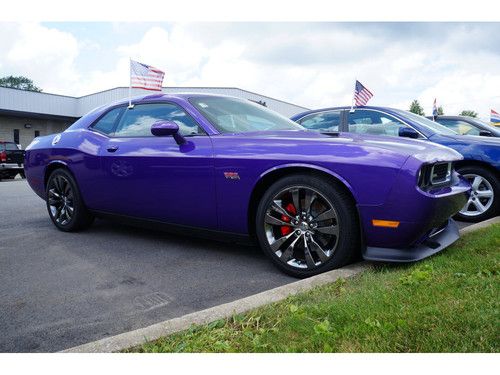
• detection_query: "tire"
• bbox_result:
[455,166,499,222]
[46,168,95,231]
[255,174,360,278]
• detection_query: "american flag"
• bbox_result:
[130,59,165,91]
[353,80,373,106]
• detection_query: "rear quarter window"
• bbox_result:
[90,107,124,135]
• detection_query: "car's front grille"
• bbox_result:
[430,162,452,185]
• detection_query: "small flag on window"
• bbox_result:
[490,109,500,123]
[130,59,165,91]
[353,80,373,106]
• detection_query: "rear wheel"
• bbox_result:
[255,174,360,278]
[46,168,94,231]
[455,166,499,222]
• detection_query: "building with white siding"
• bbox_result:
[0,86,309,148]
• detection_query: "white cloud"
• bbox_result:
[0,23,80,92]
[1,22,500,119]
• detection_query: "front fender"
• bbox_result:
[257,163,359,202]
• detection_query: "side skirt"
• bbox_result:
[90,210,255,246]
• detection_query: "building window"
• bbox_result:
[34,130,40,138]
[13,129,20,144]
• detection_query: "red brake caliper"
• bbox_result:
[280,203,297,236]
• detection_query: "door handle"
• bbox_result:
[107,146,119,152]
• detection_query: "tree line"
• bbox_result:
[409,99,478,118]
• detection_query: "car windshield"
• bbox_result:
[392,109,457,135]
[190,96,304,133]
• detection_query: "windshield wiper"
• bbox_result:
[321,131,340,136]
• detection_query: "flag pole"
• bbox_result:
[350,79,356,112]
[128,58,133,109]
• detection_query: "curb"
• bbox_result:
[61,218,499,353]
[458,216,499,235]
[62,262,368,352]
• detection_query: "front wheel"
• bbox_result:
[255,174,360,278]
[455,166,499,222]
[46,168,95,231]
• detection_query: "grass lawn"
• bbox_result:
[128,224,500,353]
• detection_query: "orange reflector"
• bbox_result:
[372,219,400,228]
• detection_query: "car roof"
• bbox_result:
[426,115,471,120]
[110,92,238,108]
[292,105,402,119]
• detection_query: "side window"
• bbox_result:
[347,110,411,137]
[299,111,342,132]
[5,143,19,150]
[438,120,479,136]
[91,107,123,135]
[114,103,203,137]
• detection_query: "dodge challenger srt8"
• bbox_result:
[292,106,500,223]
[24,94,470,277]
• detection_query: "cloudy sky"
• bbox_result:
[0,22,499,118]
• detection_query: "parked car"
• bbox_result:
[0,141,25,180]
[24,94,469,277]
[425,115,500,137]
[291,106,500,222]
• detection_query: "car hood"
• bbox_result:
[224,130,463,163]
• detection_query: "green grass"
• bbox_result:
[128,224,500,353]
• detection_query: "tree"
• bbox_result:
[459,110,478,118]
[437,106,444,115]
[0,75,42,92]
[409,100,425,116]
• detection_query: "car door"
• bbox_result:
[95,101,216,230]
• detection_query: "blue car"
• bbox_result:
[291,106,500,222]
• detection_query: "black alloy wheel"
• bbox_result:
[256,174,360,278]
[46,169,94,231]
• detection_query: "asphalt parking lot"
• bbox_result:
[0,179,297,352]
[0,178,472,352]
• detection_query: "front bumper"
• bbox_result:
[359,171,470,249]
[363,219,459,262]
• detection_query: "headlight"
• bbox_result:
[418,162,453,189]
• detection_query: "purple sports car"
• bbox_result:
[24,94,470,277]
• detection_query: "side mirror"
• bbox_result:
[479,130,493,137]
[399,127,419,139]
[151,121,186,145]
